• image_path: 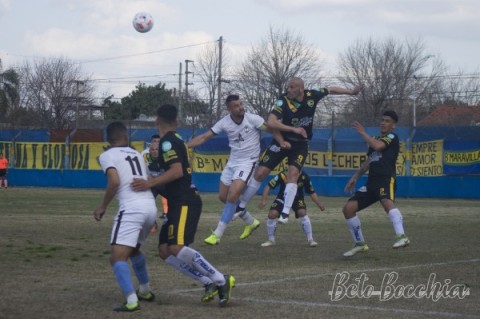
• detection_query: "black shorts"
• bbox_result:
[259,140,308,171]
[349,176,396,211]
[270,196,307,218]
[0,169,6,178]
[159,194,202,246]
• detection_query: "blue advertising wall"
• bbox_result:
[7,169,480,199]
[2,126,480,199]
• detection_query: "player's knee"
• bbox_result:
[342,203,356,218]
[255,167,270,181]
[268,210,279,219]
[157,244,170,260]
[218,193,227,203]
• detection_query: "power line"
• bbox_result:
[77,41,216,64]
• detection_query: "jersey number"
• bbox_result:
[125,156,143,176]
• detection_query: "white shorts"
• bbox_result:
[220,161,257,186]
[110,201,158,247]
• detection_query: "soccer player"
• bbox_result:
[0,151,8,189]
[237,77,364,224]
[258,169,325,247]
[187,94,265,245]
[131,104,235,307]
[142,134,168,217]
[94,121,157,312]
[342,110,410,257]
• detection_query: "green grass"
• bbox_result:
[0,187,478,319]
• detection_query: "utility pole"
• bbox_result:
[185,59,194,99]
[178,62,183,125]
[413,75,418,128]
[217,36,223,110]
[184,60,194,127]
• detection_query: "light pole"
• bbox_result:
[413,75,418,128]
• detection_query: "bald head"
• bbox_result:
[286,77,305,101]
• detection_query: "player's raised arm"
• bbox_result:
[328,84,365,95]
[187,130,215,148]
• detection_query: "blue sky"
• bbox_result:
[1,0,479,101]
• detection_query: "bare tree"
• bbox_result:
[439,70,480,106]
[195,39,231,126]
[233,26,323,118]
[0,59,20,123]
[337,36,446,126]
[18,57,96,129]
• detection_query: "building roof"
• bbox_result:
[418,105,480,126]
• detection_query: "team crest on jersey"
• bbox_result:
[262,155,270,163]
[244,126,250,133]
[162,141,172,152]
[307,99,314,107]
[387,133,395,139]
[276,100,283,107]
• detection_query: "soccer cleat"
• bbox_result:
[137,290,155,302]
[278,213,289,224]
[204,232,220,245]
[261,240,275,247]
[113,301,140,312]
[217,275,235,307]
[239,218,260,239]
[201,283,218,302]
[343,243,369,257]
[392,234,410,248]
[308,240,318,247]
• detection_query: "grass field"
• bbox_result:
[0,187,478,319]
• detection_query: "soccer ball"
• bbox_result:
[132,12,154,33]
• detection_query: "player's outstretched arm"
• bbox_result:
[328,84,365,95]
[187,130,214,148]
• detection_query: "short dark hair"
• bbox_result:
[156,104,178,123]
[383,110,398,123]
[150,134,160,141]
[226,94,239,104]
[106,121,127,144]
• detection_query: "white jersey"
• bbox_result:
[99,146,155,209]
[211,113,265,165]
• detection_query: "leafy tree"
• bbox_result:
[105,82,176,120]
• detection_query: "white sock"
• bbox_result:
[388,208,405,236]
[266,218,277,242]
[126,292,138,304]
[301,215,313,241]
[165,255,212,285]
[346,215,365,243]
[138,283,151,295]
[239,178,261,208]
[213,221,227,238]
[282,183,297,215]
[240,211,255,225]
[176,246,225,286]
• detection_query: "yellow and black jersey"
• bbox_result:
[270,88,329,141]
[159,131,197,201]
[367,132,399,178]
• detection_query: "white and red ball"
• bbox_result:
[132,12,154,33]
